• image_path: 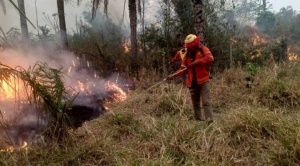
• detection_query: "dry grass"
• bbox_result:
[1,61,300,165]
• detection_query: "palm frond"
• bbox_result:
[0,62,73,132]
[0,26,12,47]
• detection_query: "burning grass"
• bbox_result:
[0,56,133,150]
[1,61,300,165]
[0,62,71,148]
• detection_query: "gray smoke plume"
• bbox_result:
[0,46,129,148]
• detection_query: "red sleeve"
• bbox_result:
[172,58,188,77]
[193,46,214,65]
[174,51,181,60]
[170,51,181,63]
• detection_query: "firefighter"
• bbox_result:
[167,34,214,124]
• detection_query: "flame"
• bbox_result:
[288,48,298,61]
[68,66,72,73]
[252,32,267,46]
[1,80,14,99]
[123,41,130,53]
[104,81,127,102]
[70,78,128,102]
[77,80,85,92]
[0,141,28,152]
[0,75,26,100]
[1,146,14,152]
[21,141,28,149]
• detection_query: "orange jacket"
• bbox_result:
[172,45,214,87]
[170,51,181,63]
[170,48,187,63]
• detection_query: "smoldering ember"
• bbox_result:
[0,48,135,149]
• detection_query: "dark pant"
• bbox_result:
[189,82,213,121]
[181,74,187,85]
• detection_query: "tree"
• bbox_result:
[129,0,138,57]
[17,0,29,42]
[77,0,109,19]
[256,11,275,34]
[171,0,194,36]
[1,0,35,46]
[78,0,140,57]
[191,0,205,40]
[0,0,35,27]
[57,0,68,49]
[0,0,6,14]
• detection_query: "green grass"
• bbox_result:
[1,61,300,165]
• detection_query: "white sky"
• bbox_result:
[0,0,299,35]
[268,0,300,12]
[0,0,129,34]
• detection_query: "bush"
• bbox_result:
[258,78,300,109]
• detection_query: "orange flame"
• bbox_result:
[288,48,298,61]
[21,141,28,149]
[0,75,27,100]
[123,41,130,53]
[104,81,127,102]
[252,32,267,46]
[71,79,128,102]
[0,141,28,152]
[1,146,14,152]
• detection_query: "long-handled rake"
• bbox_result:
[145,67,187,91]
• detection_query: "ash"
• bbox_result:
[66,95,106,128]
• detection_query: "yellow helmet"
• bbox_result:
[184,34,200,48]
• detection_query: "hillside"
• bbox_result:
[1,61,300,165]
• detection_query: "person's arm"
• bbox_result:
[188,46,214,67]
[167,60,188,79]
[170,51,181,63]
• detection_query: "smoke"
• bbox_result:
[0,0,129,35]
[0,102,48,148]
[0,45,118,100]
[0,46,129,148]
[0,0,139,148]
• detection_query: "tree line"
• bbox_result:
[0,0,299,77]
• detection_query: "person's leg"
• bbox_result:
[200,82,213,122]
[189,86,204,121]
[181,74,187,85]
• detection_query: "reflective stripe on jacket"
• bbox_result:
[170,48,187,63]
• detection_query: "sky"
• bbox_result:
[0,0,129,34]
[267,0,300,12]
[0,0,299,35]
